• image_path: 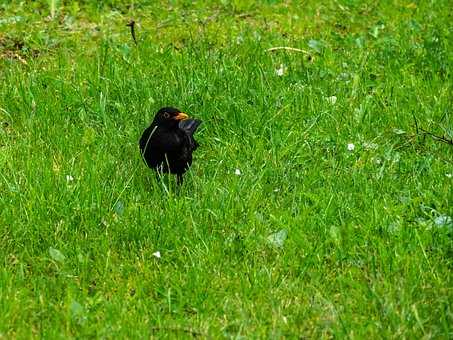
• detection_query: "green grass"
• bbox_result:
[1,0,452,338]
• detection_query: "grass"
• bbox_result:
[1,0,452,338]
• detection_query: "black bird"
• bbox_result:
[139,107,202,184]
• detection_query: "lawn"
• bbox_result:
[1,0,452,338]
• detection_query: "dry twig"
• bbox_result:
[411,114,453,146]
[420,128,453,146]
[126,20,137,45]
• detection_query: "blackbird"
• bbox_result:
[139,107,202,184]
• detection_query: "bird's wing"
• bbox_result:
[140,125,183,154]
[152,129,183,152]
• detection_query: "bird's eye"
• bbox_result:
[163,112,170,119]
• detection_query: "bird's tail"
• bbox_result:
[178,119,202,136]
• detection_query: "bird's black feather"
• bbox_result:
[139,107,202,184]
[179,119,202,150]
[178,119,202,135]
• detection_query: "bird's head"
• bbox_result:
[153,107,189,129]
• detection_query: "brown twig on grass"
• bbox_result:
[126,20,137,45]
[412,114,453,146]
[420,128,453,146]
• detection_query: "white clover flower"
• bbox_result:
[275,64,286,76]
[347,143,355,151]
[234,169,241,176]
[152,251,161,258]
[327,96,337,105]
[434,215,452,229]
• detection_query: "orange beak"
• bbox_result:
[174,112,189,121]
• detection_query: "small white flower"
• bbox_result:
[275,64,286,76]
[66,175,74,182]
[347,143,355,151]
[337,72,350,82]
[327,96,337,105]
[152,251,161,258]
[434,215,452,228]
[273,188,280,192]
[234,169,241,176]
[290,82,306,91]
[446,173,452,178]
